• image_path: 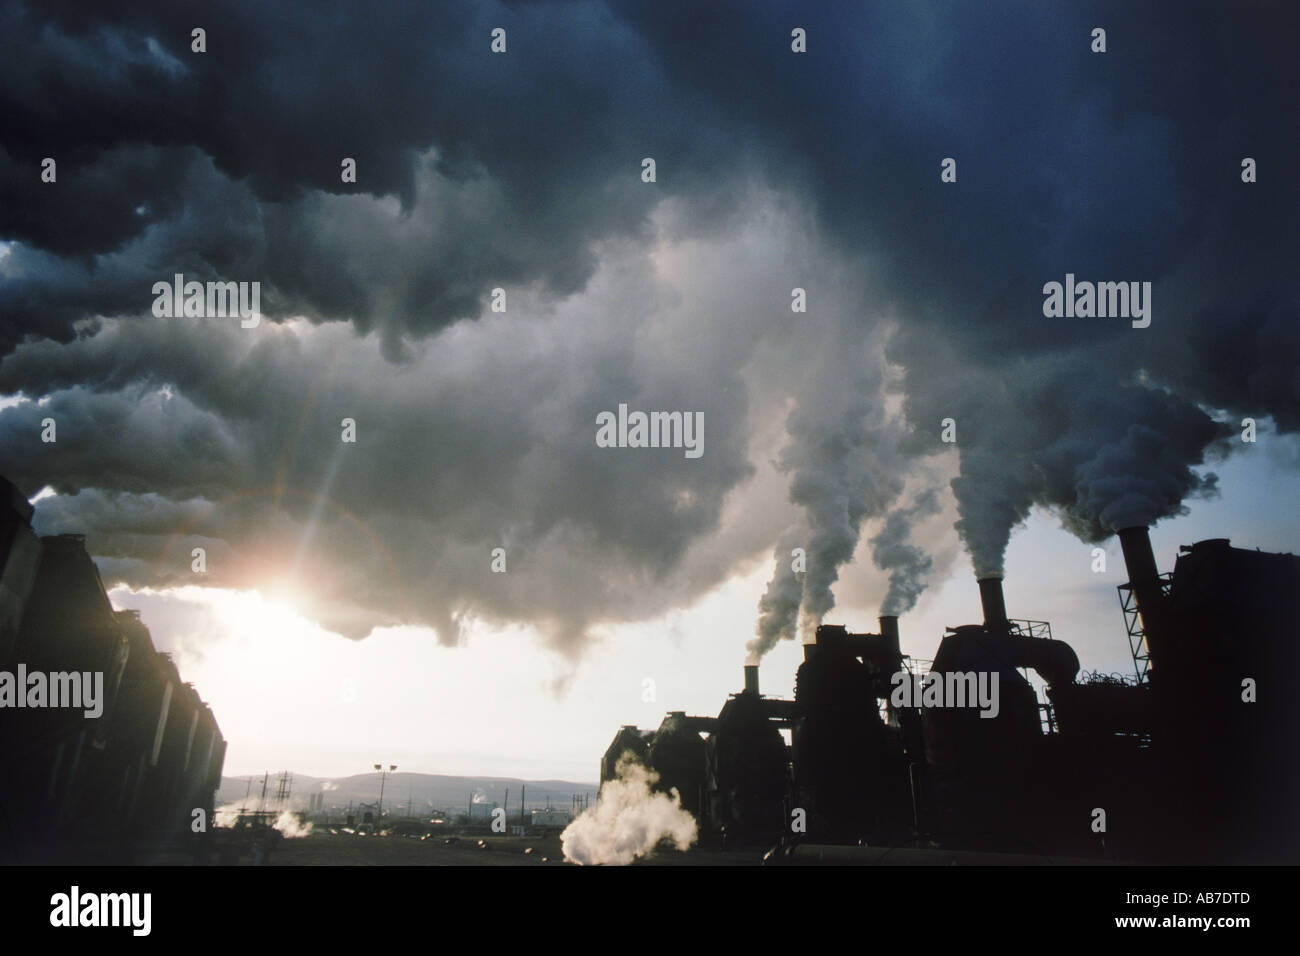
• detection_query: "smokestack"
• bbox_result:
[1118,526,1166,645]
[802,643,818,662]
[1118,526,1160,595]
[878,615,900,657]
[977,578,1008,632]
[744,664,759,696]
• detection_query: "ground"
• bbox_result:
[210,831,763,866]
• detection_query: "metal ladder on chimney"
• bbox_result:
[1116,573,1172,683]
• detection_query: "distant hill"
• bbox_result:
[217,770,598,816]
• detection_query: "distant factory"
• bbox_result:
[0,476,225,862]
[605,524,1300,863]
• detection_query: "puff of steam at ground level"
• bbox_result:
[560,755,696,865]
[213,803,313,838]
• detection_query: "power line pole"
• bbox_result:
[373,763,396,822]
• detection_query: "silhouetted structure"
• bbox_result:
[604,522,1300,864]
[0,476,225,862]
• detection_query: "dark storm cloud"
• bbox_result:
[0,0,734,355]
[1,1,1296,650]
[0,226,790,646]
[614,1,1297,355]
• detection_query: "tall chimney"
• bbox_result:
[977,578,1008,632]
[1118,526,1165,643]
[878,615,901,657]
[744,664,760,696]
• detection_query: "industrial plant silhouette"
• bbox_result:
[3,471,1297,864]
[605,531,1300,864]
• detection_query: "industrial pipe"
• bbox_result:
[1118,526,1163,615]
[977,578,1009,632]
[879,615,901,657]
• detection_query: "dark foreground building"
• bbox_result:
[0,475,225,862]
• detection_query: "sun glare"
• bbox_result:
[216,588,315,644]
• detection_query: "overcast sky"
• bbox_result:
[2,1,1297,780]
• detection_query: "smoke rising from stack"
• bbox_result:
[931,364,1232,580]
[560,755,697,866]
[951,456,1038,579]
[870,488,943,616]
[748,524,807,662]
[1042,399,1229,541]
[749,327,905,660]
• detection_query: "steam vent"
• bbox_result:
[603,525,1300,863]
[0,476,225,863]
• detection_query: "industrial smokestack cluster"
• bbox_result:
[611,475,1300,864]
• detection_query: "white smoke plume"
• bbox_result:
[951,454,1038,579]
[273,810,314,839]
[750,324,905,659]
[212,802,313,838]
[748,523,808,662]
[213,803,242,828]
[870,487,943,615]
[560,755,697,865]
